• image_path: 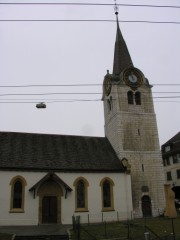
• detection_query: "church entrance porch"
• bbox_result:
[42,196,58,224]
[29,173,72,225]
[38,180,62,224]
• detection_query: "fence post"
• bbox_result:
[77,216,80,240]
[131,211,133,220]
[104,221,107,238]
[88,213,89,226]
[171,218,176,240]
[144,232,150,240]
[117,211,119,222]
[127,220,130,239]
[102,212,104,223]
[72,215,75,231]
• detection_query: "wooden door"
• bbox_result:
[141,195,152,217]
[42,196,57,223]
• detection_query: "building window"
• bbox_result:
[163,158,166,166]
[100,178,114,211]
[167,171,172,181]
[127,91,133,104]
[135,92,141,105]
[166,157,170,165]
[10,176,27,213]
[74,177,89,212]
[165,145,170,152]
[13,180,22,208]
[177,169,180,179]
[173,154,180,164]
[173,155,178,164]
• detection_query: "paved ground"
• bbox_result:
[0,224,72,236]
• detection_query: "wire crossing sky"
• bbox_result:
[0,0,180,145]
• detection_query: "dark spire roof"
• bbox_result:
[113,13,133,75]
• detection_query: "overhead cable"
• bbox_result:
[0,3,180,9]
[0,19,180,24]
[0,84,179,88]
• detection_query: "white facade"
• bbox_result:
[0,171,132,226]
[164,156,180,187]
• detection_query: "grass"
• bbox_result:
[71,216,180,240]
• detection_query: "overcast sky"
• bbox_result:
[0,0,179,146]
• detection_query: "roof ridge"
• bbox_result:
[0,131,105,139]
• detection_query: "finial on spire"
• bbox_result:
[114,0,119,15]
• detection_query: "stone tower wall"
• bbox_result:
[104,83,165,217]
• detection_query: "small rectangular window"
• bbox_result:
[177,154,180,163]
[167,171,172,181]
[163,158,166,166]
[166,157,170,165]
[173,155,178,164]
[177,169,180,179]
[165,146,170,152]
[138,129,140,136]
[142,164,144,172]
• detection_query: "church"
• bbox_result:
[0,10,165,226]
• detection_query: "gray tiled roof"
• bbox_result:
[0,132,124,172]
[161,132,180,156]
[162,132,180,146]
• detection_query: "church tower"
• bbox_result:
[102,9,165,217]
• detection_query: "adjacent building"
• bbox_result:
[161,132,180,203]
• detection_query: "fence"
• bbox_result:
[73,211,133,225]
[72,214,180,240]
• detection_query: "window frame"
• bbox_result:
[100,177,115,212]
[9,176,27,213]
[73,177,89,212]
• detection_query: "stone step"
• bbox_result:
[14,234,69,240]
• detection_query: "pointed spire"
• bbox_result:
[113,3,133,75]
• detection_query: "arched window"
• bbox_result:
[103,181,111,207]
[135,91,141,105]
[127,91,133,104]
[100,178,114,211]
[13,180,22,208]
[10,176,27,212]
[73,177,89,212]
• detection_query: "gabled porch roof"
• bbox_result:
[29,172,72,198]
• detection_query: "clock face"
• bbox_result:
[124,68,142,88]
[104,76,112,96]
[128,73,138,83]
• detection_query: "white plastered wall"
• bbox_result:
[0,171,132,225]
